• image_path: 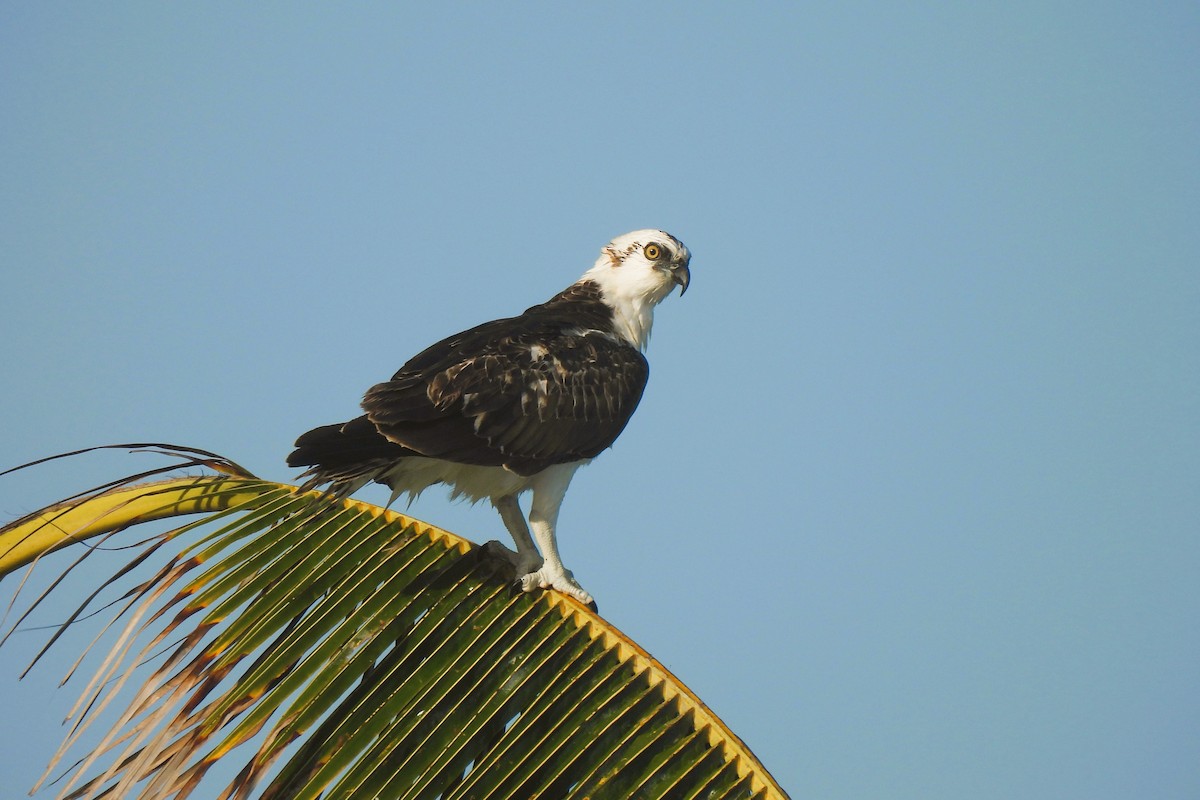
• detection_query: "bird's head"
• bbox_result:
[582,229,691,307]
[579,229,690,350]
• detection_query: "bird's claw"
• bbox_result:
[518,566,594,607]
[483,542,595,608]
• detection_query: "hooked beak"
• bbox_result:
[669,261,691,296]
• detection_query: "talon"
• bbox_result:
[517,566,594,606]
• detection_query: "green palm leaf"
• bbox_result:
[2,448,788,800]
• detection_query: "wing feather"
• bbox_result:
[361,318,648,476]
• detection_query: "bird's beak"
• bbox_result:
[670,261,691,296]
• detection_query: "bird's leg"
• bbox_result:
[522,464,593,606]
[490,494,543,577]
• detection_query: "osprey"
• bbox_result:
[288,229,690,605]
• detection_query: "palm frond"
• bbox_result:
[1,449,789,799]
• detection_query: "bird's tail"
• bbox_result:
[287,415,410,497]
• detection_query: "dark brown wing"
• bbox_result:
[362,323,649,476]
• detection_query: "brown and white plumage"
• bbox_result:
[288,229,690,605]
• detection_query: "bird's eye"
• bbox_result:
[644,243,662,260]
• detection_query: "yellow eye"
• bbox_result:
[644,243,662,260]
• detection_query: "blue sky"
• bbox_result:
[2,4,1197,798]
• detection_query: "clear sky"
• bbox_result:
[2,4,1197,798]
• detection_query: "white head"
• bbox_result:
[580,229,691,350]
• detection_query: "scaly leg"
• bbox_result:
[490,494,544,576]
[520,463,593,606]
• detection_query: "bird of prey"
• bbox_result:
[288,229,690,605]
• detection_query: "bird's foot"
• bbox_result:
[480,540,543,579]
[518,565,594,607]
